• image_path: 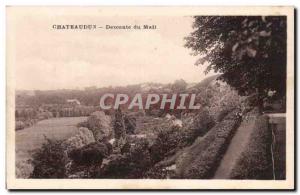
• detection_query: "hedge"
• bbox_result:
[175,109,241,178]
[230,115,273,179]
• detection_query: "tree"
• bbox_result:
[185,16,286,110]
[113,108,126,140]
[171,79,188,92]
[124,115,136,135]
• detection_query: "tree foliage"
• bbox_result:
[113,108,126,140]
[171,79,188,92]
[185,16,286,102]
[30,138,67,178]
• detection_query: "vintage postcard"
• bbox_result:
[6,6,294,190]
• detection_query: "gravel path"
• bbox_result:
[213,115,257,179]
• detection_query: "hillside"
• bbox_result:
[16,75,251,179]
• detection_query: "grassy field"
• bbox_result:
[16,117,87,178]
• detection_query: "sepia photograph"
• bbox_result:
[6,6,294,190]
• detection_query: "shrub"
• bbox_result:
[69,142,112,166]
[149,126,183,164]
[76,121,89,128]
[87,111,112,141]
[124,115,136,135]
[112,136,131,154]
[30,138,67,178]
[185,108,215,142]
[15,121,25,130]
[199,79,243,122]
[216,108,233,122]
[145,165,169,179]
[16,159,33,178]
[99,138,151,178]
[63,127,95,152]
[127,138,151,178]
[230,116,273,179]
[175,109,241,179]
[98,154,131,178]
[149,109,215,165]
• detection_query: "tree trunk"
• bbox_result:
[257,88,264,114]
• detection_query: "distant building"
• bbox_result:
[66,99,81,105]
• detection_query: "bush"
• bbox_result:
[149,109,215,165]
[69,142,112,166]
[124,115,136,135]
[98,154,131,178]
[175,109,241,179]
[145,165,169,179]
[230,116,273,179]
[199,79,243,122]
[127,138,151,178]
[185,108,215,142]
[99,138,151,178]
[114,137,131,154]
[15,121,25,130]
[76,121,89,128]
[30,138,67,178]
[86,111,112,141]
[63,127,95,152]
[16,159,33,178]
[149,126,183,164]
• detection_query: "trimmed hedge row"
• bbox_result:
[230,115,273,179]
[175,109,242,179]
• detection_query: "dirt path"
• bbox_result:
[213,115,257,179]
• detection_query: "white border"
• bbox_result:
[0,0,297,192]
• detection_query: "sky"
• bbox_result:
[9,7,214,90]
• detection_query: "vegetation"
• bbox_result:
[98,138,151,178]
[230,116,273,179]
[175,109,241,179]
[186,108,215,138]
[20,75,248,179]
[16,16,287,180]
[15,109,53,130]
[171,79,188,92]
[185,16,287,110]
[113,108,126,140]
[30,138,67,178]
[149,126,183,164]
[68,142,112,166]
[124,115,136,135]
[63,127,95,153]
[149,109,215,165]
[15,117,87,178]
[19,73,273,181]
[86,111,112,141]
